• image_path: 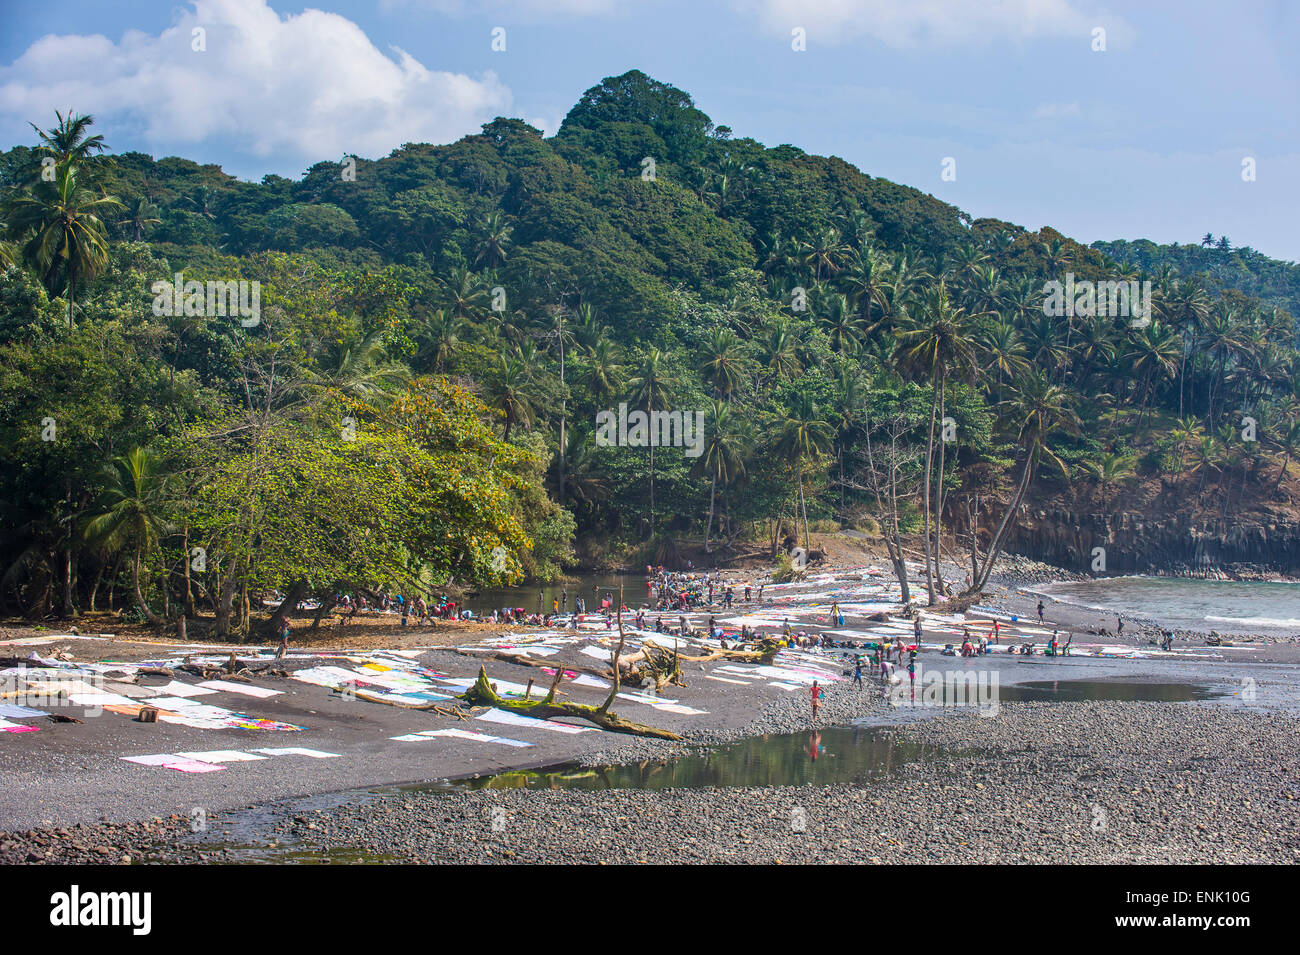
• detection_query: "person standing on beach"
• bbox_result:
[913,614,923,646]
[276,617,291,658]
[1117,615,1124,637]
[1037,599,1045,625]
[853,658,864,689]
[810,680,823,721]
[561,588,568,612]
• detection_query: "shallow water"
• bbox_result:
[157,678,1226,861]
[1038,576,1300,633]
[466,573,636,617]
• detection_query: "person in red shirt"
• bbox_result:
[810,680,823,722]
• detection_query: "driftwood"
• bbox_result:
[450,648,609,681]
[459,614,681,739]
[349,688,467,719]
[459,666,681,739]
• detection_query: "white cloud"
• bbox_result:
[393,0,626,13]
[735,0,1129,48]
[0,0,512,169]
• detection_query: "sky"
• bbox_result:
[1,0,1297,260]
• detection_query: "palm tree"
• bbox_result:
[83,448,172,625]
[1126,321,1182,425]
[979,319,1030,395]
[299,330,410,403]
[701,327,745,398]
[694,400,749,552]
[967,372,1079,594]
[474,209,513,268]
[774,392,826,548]
[1274,419,1300,491]
[582,336,624,407]
[416,308,464,372]
[840,244,892,334]
[118,196,161,242]
[895,282,981,602]
[4,160,121,330]
[1081,451,1137,511]
[830,366,865,515]
[439,265,489,323]
[775,392,832,550]
[817,293,865,355]
[487,351,540,441]
[1201,306,1243,427]
[186,186,218,220]
[760,319,802,384]
[28,110,110,177]
[626,348,679,537]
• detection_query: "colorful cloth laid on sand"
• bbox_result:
[289,653,458,705]
[103,700,303,731]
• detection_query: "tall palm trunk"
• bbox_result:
[649,443,656,538]
[968,451,1037,594]
[705,473,717,553]
[132,544,162,624]
[920,378,939,605]
[797,465,810,551]
[933,376,948,596]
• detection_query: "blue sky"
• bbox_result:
[2,0,1297,260]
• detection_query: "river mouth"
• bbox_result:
[146,678,1227,862]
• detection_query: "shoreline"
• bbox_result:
[4,550,1300,864]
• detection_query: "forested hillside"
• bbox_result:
[1094,236,1300,320]
[3,70,1298,631]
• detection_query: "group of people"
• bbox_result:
[333,591,468,626]
[645,566,762,612]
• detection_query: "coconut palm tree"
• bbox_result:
[1081,451,1137,511]
[701,327,745,398]
[118,196,161,242]
[1126,321,1182,426]
[488,350,541,441]
[416,308,464,372]
[582,336,624,408]
[840,244,892,333]
[439,264,490,323]
[759,319,802,384]
[979,319,1030,396]
[693,400,749,552]
[817,293,865,355]
[775,392,832,550]
[83,447,172,625]
[474,209,513,268]
[28,110,110,177]
[4,159,121,331]
[626,348,679,537]
[895,282,981,602]
[967,372,1079,594]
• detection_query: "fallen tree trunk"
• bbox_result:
[350,688,467,719]
[458,653,682,741]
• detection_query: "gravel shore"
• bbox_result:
[6,699,1296,864]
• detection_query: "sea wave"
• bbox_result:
[1205,614,1300,628]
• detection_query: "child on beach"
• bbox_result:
[810,680,823,721]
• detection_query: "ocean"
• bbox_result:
[1036,576,1300,634]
